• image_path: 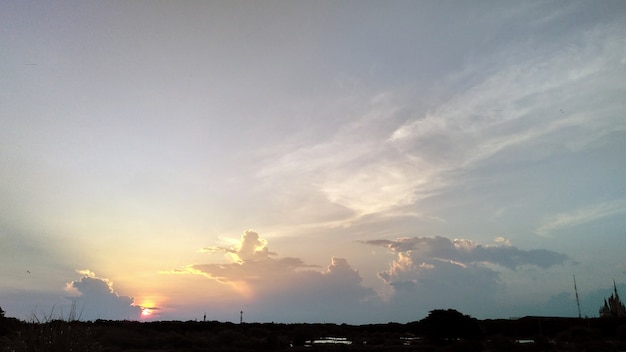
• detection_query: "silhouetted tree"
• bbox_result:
[420,309,484,342]
[0,306,11,337]
[599,281,626,317]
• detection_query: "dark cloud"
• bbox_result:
[65,270,143,321]
[384,259,504,320]
[363,236,569,318]
[248,256,380,323]
[364,236,568,270]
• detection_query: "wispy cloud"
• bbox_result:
[256,22,626,228]
[536,199,626,236]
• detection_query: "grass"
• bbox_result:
[1,306,102,352]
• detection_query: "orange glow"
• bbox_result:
[230,280,254,299]
[139,298,159,319]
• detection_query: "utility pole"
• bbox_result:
[574,275,582,318]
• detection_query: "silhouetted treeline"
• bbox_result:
[2,307,626,351]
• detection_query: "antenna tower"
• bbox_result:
[573,275,582,318]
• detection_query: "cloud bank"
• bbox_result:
[366,236,568,271]
[167,230,378,323]
[163,231,571,322]
[363,236,568,318]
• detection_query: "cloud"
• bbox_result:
[257,99,443,219]
[256,21,626,226]
[165,230,378,323]
[199,230,278,262]
[365,236,568,270]
[188,230,316,285]
[164,233,571,322]
[363,236,569,318]
[167,232,570,321]
[536,199,626,236]
[65,270,143,321]
[387,23,626,174]
[254,255,380,323]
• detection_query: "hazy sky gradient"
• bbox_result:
[1,1,625,323]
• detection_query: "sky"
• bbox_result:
[1,1,625,324]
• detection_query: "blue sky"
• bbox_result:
[1,1,625,323]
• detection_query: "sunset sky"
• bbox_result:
[1,1,625,323]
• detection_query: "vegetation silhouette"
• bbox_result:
[2,306,626,351]
[418,309,483,342]
[0,306,102,352]
[599,281,626,317]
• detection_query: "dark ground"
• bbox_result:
[1,310,626,351]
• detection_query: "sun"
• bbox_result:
[138,298,160,319]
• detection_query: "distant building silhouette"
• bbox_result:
[599,281,626,317]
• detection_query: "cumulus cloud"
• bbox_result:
[188,230,316,285]
[363,236,569,318]
[166,230,378,323]
[65,270,143,321]
[199,230,278,263]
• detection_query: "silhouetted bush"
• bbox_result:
[0,308,20,338]
[4,313,626,351]
[419,309,484,342]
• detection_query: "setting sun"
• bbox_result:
[139,299,158,319]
